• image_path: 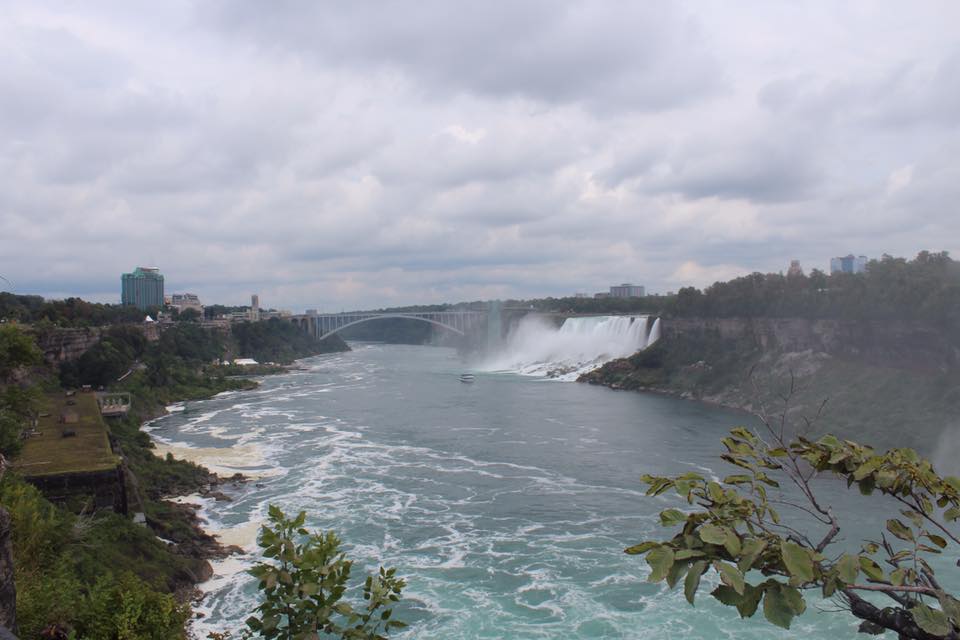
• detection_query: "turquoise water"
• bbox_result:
[147,344,875,638]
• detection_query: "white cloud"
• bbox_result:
[0,1,958,310]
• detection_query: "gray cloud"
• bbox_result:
[1,2,959,310]
[201,1,725,113]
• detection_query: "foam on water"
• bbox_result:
[147,345,864,640]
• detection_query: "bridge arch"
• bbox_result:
[315,314,466,340]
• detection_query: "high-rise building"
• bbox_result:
[250,294,260,321]
[609,283,645,298]
[787,260,804,277]
[830,255,868,275]
[121,267,164,310]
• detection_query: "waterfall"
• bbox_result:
[647,317,661,346]
[478,314,659,381]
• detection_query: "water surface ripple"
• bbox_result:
[147,344,865,638]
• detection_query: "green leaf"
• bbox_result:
[699,524,729,546]
[780,541,815,583]
[715,561,745,595]
[945,507,960,522]
[723,474,753,485]
[646,546,675,583]
[859,556,885,582]
[911,604,951,636]
[724,530,742,557]
[889,568,907,586]
[836,554,859,584]
[666,558,688,589]
[886,518,914,542]
[738,538,767,573]
[707,482,725,502]
[938,593,960,624]
[763,584,796,629]
[624,541,659,555]
[675,549,705,560]
[924,533,948,549]
[853,458,882,481]
[684,561,707,605]
[659,509,687,526]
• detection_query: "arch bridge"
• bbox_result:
[289,310,486,341]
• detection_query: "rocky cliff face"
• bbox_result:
[29,323,161,365]
[580,316,960,453]
[0,508,16,633]
[32,327,103,364]
[663,317,959,374]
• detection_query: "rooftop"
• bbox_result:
[15,392,119,478]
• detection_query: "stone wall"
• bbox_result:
[24,466,128,515]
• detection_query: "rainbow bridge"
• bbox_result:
[289,310,488,341]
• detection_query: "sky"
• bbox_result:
[1,1,958,311]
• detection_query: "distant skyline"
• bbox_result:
[1,2,958,311]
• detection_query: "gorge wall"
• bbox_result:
[661,317,959,374]
[581,316,960,454]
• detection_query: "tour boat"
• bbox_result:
[459,373,475,383]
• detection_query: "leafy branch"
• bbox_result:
[628,422,960,638]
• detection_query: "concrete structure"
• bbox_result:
[830,255,868,275]
[169,293,203,316]
[250,294,260,321]
[609,284,645,298]
[787,260,804,277]
[121,266,164,309]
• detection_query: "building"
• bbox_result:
[787,260,804,277]
[169,293,203,316]
[249,294,260,322]
[609,283,646,298]
[121,267,164,310]
[830,255,868,275]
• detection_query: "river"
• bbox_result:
[147,342,872,639]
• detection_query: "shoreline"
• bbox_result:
[140,361,312,631]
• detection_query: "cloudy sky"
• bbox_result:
[1,2,958,311]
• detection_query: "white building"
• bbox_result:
[169,293,203,315]
[609,283,646,298]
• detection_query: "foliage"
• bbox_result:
[0,293,155,327]
[246,505,407,640]
[0,477,189,639]
[663,251,960,330]
[629,415,960,638]
[0,325,42,381]
[232,318,347,363]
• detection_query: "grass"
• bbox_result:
[15,391,119,477]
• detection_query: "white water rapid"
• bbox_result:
[478,315,660,381]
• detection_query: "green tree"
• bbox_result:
[629,415,960,638]
[246,505,407,640]
[177,308,200,323]
[0,325,41,381]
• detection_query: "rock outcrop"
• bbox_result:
[0,508,16,634]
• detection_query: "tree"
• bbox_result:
[246,506,407,640]
[0,326,41,381]
[628,410,960,638]
[177,308,200,323]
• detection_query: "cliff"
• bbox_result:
[580,317,960,454]
[0,509,15,634]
